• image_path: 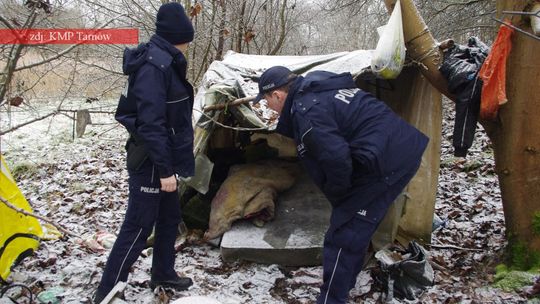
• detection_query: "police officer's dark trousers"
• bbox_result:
[97,162,181,295]
[317,171,416,304]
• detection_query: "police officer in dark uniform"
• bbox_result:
[93,3,195,303]
[254,66,429,304]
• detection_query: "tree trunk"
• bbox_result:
[487,0,540,268]
[0,11,37,103]
[268,0,287,55]
[235,0,247,53]
[215,0,227,60]
[194,0,217,82]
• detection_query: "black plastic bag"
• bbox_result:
[439,37,490,157]
[440,37,489,93]
[375,241,434,301]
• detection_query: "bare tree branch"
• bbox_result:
[0,9,38,103]
[203,95,255,112]
[0,195,78,238]
[0,111,58,136]
[434,0,487,14]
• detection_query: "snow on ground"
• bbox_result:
[0,98,528,303]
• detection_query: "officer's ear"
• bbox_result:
[270,90,279,101]
[265,90,278,102]
[274,90,287,103]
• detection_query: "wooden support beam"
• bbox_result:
[203,96,255,112]
[383,0,455,101]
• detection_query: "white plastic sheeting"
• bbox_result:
[193,50,374,124]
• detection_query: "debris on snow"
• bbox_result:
[0,98,528,303]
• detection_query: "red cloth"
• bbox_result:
[478,20,514,121]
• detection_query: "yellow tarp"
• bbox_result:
[0,155,42,282]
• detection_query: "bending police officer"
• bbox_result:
[253,66,429,304]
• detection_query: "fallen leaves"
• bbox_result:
[1,98,529,303]
[9,96,24,107]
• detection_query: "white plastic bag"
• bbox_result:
[531,3,540,36]
[371,0,406,79]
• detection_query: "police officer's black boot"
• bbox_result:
[149,275,193,291]
[92,289,106,304]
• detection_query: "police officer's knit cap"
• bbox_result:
[254,66,294,103]
[155,2,194,45]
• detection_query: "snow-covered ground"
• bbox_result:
[0,99,528,303]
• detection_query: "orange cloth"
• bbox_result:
[478,20,514,121]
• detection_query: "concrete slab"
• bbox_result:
[220,171,331,266]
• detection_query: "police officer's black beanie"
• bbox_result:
[155,2,194,45]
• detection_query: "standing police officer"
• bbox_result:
[94,3,195,303]
[254,66,429,304]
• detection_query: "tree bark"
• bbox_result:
[487,0,540,265]
[194,0,217,82]
[268,0,288,55]
[235,0,247,53]
[215,0,227,60]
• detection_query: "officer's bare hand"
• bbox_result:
[160,175,177,192]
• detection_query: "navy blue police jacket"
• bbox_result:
[115,34,194,178]
[276,71,429,230]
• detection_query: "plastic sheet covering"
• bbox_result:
[192,51,441,245]
[189,51,373,196]
[193,50,373,124]
[184,153,214,195]
[0,156,42,282]
[190,83,269,194]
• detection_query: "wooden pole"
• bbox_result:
[203,96,255,112]
[383,0,455,101]
[376,0,444,245]
[488,0,540,265]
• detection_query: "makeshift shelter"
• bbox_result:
[0,156,42,282]
[183,50,442,266]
